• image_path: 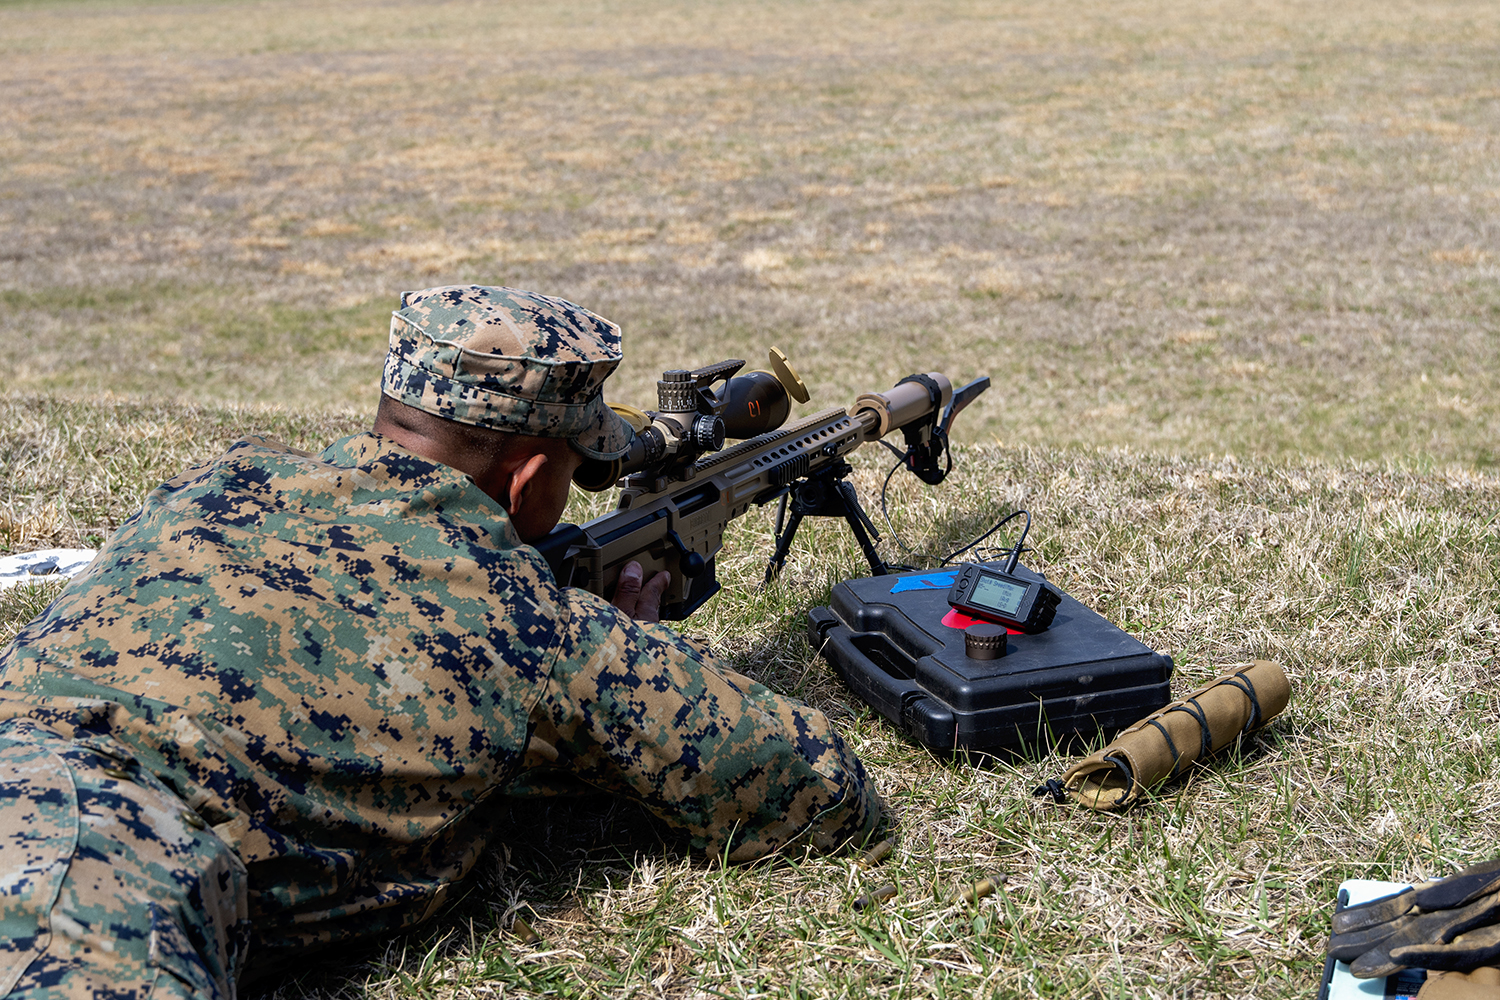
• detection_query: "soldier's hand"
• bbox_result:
[612,561,670,624]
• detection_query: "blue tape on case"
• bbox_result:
[889,571,957,594]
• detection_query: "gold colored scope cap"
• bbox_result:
[767,347,809,403]
[606,403,651,433]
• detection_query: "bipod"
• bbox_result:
[764,459,889,584]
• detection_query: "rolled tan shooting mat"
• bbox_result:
[1058,659,1290,810]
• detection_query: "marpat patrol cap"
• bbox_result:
[382,284,633,461]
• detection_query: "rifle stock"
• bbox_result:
[535,371,985,620]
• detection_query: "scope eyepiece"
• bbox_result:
[573,457,622,493]
[572,424,669,493]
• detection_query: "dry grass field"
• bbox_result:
[4,0,1499,463]
[2,1,1500,998]
[3,396,1498,999]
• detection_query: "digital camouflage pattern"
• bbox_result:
[515,619,882,862]
[381,285,633,460]
[0,432,883,981]
[0,728,74,995]
[0,719,247,1000]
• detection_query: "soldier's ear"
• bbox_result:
[502,451,551,516]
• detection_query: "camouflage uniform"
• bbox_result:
[0,719,247,1000]
[0,287,884,998]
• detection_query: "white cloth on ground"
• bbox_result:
[0,550,98,590]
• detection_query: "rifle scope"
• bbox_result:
[573,349,810,493]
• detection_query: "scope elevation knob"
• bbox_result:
[657,369,697,413]
[690,415,726,452]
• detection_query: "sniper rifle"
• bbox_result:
[535,352,990,620]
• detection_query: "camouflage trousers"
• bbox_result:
[0,720,249,1000]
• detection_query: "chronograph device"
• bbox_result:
[946,562,1062,634]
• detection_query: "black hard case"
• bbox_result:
[808,563,1174,753]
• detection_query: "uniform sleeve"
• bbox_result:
[503,589,886,863]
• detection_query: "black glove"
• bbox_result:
[1328,859,1500,979]
[1396,926,1500,975]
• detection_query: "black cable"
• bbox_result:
[878,456,939,565]
[942,509,1030,569]
[877,452,1034,571]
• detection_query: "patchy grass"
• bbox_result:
[0,395,363,553]
[2,0,1499,464]
[3,396,1498,999]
